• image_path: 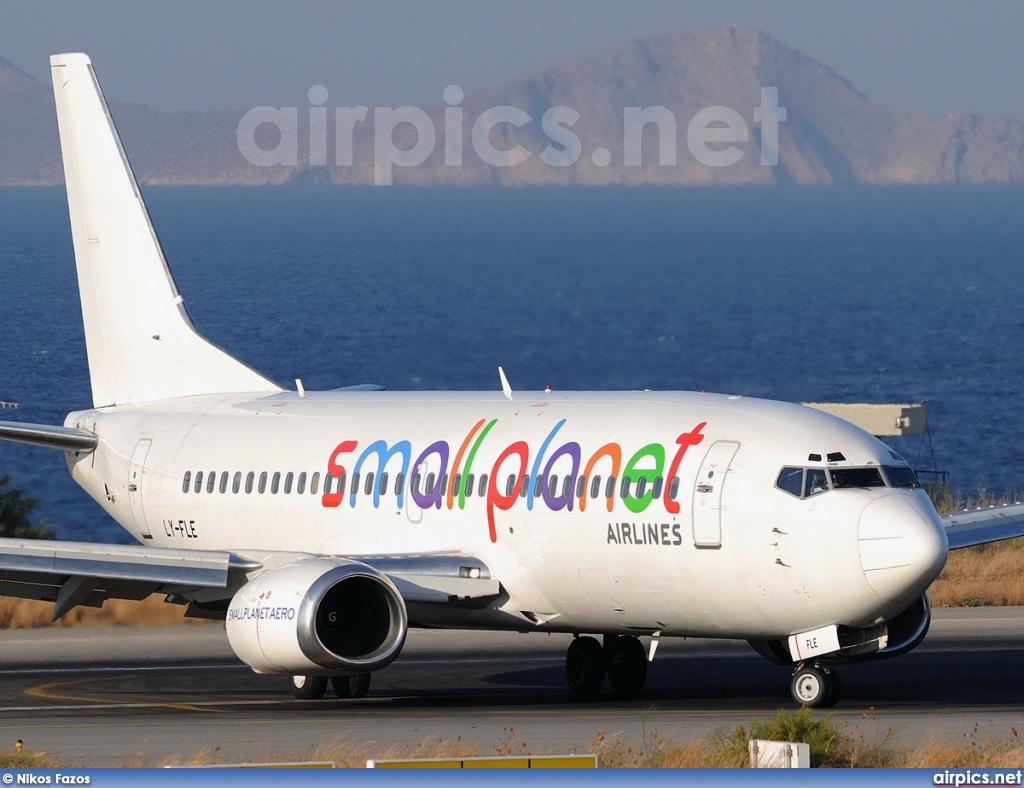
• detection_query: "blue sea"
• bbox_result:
[1,185,1023,543]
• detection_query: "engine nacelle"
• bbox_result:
[226,557,408,676]
[748,593,932,666]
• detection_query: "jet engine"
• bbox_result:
[749,592,932,666]
[225,557,408,676]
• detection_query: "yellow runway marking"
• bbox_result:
[25,676,224,713]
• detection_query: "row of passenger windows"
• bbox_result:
[180,469,682,501]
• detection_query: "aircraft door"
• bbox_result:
[127,439,153,538]
[692,440,740,549]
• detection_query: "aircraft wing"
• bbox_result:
[0,537,498,620]
[941,503,1024,550]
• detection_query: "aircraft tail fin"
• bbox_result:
[49,53,282,408]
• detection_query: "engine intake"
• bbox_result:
[226,557,408,676]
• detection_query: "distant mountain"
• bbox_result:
[4,29,1024,186]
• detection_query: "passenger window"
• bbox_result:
[395,473,405,495]
[379,472,388,494]
[245,472,255,494]
[506,475,516,496]
[533,475,544,497]
[590,475,602,499]
[478,474,488,497]
[425,472,436,494]
[548,475,558,497]
[452,474,462,497]
[636,477,647,497]
[324,474,334,495]
[575,476,586,498]
[804,468,828,497]
[668,477,680,500]
[652,477,663,498]
[182,471,191,494]
[412,473,422,495]
[605,476,617,499]
[337,472,347,496]
[258,471,268,494]
[438,473,449,495]
[232,471,241,494]
[350,472,360,494]
[194,471,203,494]
[620,476,631,499]
[776,467,804,498]
[364,472,375,496]
[520,474,530,498]
[219,472,229,494]
[562,476,573,498]
[465,474,475,497]
[271,472,281,495]
[296,472,307,495]
[310,472,320,494]
[284,472,294,494]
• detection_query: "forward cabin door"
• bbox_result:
[127,439,153,539]
[691,441,740,549]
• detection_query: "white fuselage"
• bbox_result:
[64,389,948,641]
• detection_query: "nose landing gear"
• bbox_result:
[790,663,843,708]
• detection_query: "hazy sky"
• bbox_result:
[3,0,1023,120]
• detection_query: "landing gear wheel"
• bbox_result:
[332,673,371,699]
[566,636,605,693]
[822,669,843,708]
[606,636,648,693]
[790,666,830,708]
[290,674,328,700]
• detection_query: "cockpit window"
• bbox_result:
[883,465,921,489]
[830,467,885,489]
[776,467,804,497]
[804,468,829,497]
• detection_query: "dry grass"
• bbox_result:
[0,594,207,629]
[6,708,1024,768]
[151,735,484,768]
[98,716,1024,768]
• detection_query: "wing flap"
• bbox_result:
[942,503,1024,550]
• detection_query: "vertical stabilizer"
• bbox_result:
[50,53,282,407]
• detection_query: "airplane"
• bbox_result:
[1,52,1022,708]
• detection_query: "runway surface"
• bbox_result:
[1,607,1023,766]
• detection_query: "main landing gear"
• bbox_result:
[790,663,843,708]
[565,634,649,694]
[289,673,371,700]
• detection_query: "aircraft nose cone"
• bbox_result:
[858,494,948,604]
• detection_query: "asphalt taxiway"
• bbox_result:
[1,607,1022,766]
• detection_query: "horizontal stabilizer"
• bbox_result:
[0,420,98,452]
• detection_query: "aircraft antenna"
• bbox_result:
[498,366,513,401]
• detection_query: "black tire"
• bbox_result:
[607,636,648,693]
[566,636,605,693]
[790,666,830,708]
[332,673,371,699]
[290,674,328,700]
[821,669,843,708]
